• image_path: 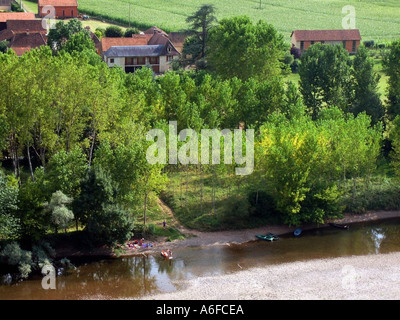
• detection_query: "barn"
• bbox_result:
[38,0,78,19]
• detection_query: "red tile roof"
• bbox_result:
[101,35,153,52]
[9,33,48,56]
[291,29,361,41]
[38,0,78,6]
[6,20,47,34]
[0,12,35,23]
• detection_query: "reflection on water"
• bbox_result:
[368,228,386,254]
[1,218,400,300]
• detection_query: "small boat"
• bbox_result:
[256,232,279,241]
[329,223,349,230]
[294,228,302,237]
[161,250,173,259]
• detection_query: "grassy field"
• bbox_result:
[77,0,400,42]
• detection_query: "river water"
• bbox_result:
[1,218,400,300]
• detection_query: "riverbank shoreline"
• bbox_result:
[55,210,400,259]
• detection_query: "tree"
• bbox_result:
[299,43,353,119]
[350,46,384,124]
[46,191,74,233]
[184,4,217,63]
[0,171,20,240]
[47,19,84,51]
[46,146,88,199]
[104,25,124,37]
[62,31,96,54]
[0,40,8,53]
[207,16,287,81]
[124,27,140,37]
[73,167,134,247]
[384,41,400,120]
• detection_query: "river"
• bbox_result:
[1,218,400,300]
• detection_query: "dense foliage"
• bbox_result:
[0,14,400,279]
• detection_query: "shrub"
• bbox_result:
[363,40,375,48]
[124,27,140,37]
[0,242,33,279]
[104,25,124,37]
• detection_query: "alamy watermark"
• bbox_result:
[146,121,254,176]
[342,5,356,29]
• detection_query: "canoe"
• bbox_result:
[329,223,349,230]
[294,228,302,237]
[256,232,279,241]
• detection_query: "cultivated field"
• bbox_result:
[78,0,400,42]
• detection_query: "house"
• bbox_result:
[0,19,47,55]
[0,0,11,12]
[0,12,35,31]
[101,33,180,74]
[291,29,362,55]
[38,0,78,19]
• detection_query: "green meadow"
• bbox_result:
[78,0,400,42]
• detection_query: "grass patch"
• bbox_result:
[161,170,274,232]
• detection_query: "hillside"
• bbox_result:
[78,0,400,42]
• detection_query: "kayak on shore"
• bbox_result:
[256,232,279,242]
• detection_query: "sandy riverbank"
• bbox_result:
[144,252,400,300]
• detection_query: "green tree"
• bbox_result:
[184,4,217,63]
[46,191,74,233]
[62,31,96,54]
[351,46,384,124]
[207,16,287,81]
[124,27,140,37]
[0,40,8,53]
[299,43,352,119]
[47,19,84,51]
[384,41,400,120]
[0,171,20,240]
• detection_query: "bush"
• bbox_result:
[364,40,375,48]
[104,25,124,37]
[124,27,140,37]
[0,242,33,279]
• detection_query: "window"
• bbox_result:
[311,41,314,45]
[137,57,146,65]
[149,56,159,64]
[343,40,347,49]
[352,40,357,52]
[110,58,114,64]
[125,57,134,65]
[166,56,173,62]
[300,41,304,51]
[321,41,325,44]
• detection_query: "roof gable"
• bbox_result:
[291,29,361,41]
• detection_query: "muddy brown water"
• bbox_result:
[1,218,400,300]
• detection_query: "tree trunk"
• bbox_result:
[27,145,35,182]
[144,193,148,226]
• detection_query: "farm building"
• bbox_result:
[38,0,78,19]
[291,29,362,54]
[0,12,35,31]
[0,0,11,11]
[101,32,180,74]
[0,19,47,55]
